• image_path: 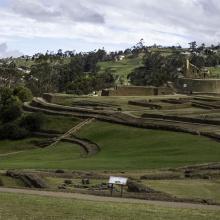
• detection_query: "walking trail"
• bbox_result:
[0,187,220,211]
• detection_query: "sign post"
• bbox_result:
[109,176,128,197]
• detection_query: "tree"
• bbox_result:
[189,54,205,69]
[57,49,63,57]
[26,55,62,95]
[20,112,44,132]
[0,87,22,123]
[127,51,185,86]
[188,41,197,51]
[15,87,33,102]
[1,103,22,123]
[0,67,22,88]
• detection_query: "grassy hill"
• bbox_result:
[0,121,219,170]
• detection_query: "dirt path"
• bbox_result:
[0,151,25,158]
[0,187,220,211]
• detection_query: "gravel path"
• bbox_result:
[0,151,25,158]
[0,187,220,211]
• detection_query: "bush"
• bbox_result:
[1,104,22,123]
[16,87,33,102]
[13,86,26,96]
[20,112,44,132]
[1,87,14,105]
[0,122,29,140]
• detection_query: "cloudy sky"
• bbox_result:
[0,0,220,58]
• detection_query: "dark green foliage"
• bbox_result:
[0,86,41,139]
[13,86,33,102]
[1,87,14,105]
[0,122,29,140]
[0,112,44,140]
[146,73,170,87]
[20,112,44,132]
[1,104,22,123]
[13,86,26,95]
[189,54,205,69]
[66,89,83,95]
[25,82,39,97]
[127,51,185,87]
[55,169,65,173]
[16,87,33,102]
[0,86,33,124]
[65,72,115,94]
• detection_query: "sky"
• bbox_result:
[0,0,220,58]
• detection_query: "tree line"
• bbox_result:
[0,49,118,96]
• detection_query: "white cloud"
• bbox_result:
[0,0,220,56]
[0,42,23,58]
[9,0,104,23]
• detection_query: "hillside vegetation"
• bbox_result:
[0,121,219,170]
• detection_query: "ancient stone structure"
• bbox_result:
[175,59,220,94]
[176,78,220,93]
[101,86,173,96]
[184,59,200,78]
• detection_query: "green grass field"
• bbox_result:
[0,122,219,170]
[0,192,219,220]
[206,67,220,78]
[0,138,46,154]
[41,115,82,134]
[57,95,190,112]
[98,54,144,79]
[142,179,220,201]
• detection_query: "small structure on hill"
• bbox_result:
[176,60,220,94]
[184,59,200,78]
[101,85,174,96]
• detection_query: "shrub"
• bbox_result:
[16,87,33,102]
[20,112,44,132]
[1,104,22,123]
[13,86,26,96]
[1,87,14,105]
[0,122,29,140]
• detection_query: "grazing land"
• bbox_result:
[0,191,219,220]
[0,94,220,219]
[0,121,219,170]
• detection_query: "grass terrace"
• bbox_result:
[0,122,219,170]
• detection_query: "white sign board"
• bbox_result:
[183,84,187,88]
[109,176,128,185]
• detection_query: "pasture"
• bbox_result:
[0,191,219,220]
[0,121,219,170]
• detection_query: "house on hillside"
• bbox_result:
[181,51,190,55]
[118,55,125,60]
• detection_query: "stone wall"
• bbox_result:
[184,59,199,78]
[42,93,88,103]
[156,87,174,95]
[142,113,220,126]
[129,100,192,110]
[176,78,220,93]
[101,86,173,96]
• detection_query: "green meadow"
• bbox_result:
[0,121,219,170]
[0,192,219,220]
